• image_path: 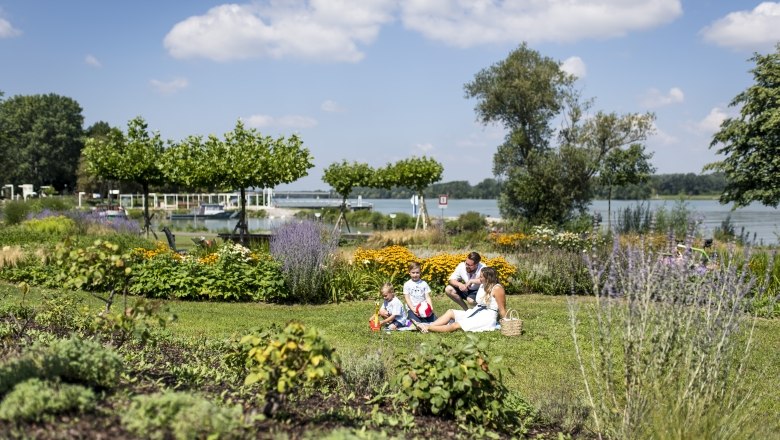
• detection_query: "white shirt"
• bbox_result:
[403,279,431,308]
[449,261,485,291]
[383,296,407,322]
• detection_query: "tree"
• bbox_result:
[0,93,84,191]
[376,156,443,230]
[706,43,780,208]
[465,44,655,224]
[599,144,655,228]
[465,43,573,177]
[166,120,313,242]
[82,116,167,236]
[322,160,374,233]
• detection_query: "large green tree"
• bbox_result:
[322,160,374,232]
[465,44,655,224]
[706,43,780,207]
[82,116,167,235]
[0,93,84,191]
[165,120,313,242]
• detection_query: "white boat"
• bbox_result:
[169,203,237,220]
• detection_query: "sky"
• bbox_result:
[1,1,779,191]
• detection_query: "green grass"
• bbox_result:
[3,284,777,436]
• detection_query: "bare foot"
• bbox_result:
[418,324,429,333]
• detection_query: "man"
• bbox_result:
[444,251,485,310]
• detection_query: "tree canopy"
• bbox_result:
[706,43,780,208]
[376,156,443,229]
[165,120,313,240]
[322,160,374,232]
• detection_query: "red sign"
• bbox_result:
[438,195,448,207]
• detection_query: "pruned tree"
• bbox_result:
[706,43,780,208]
[166,120,313,243]
[322,160,374,233]
[82,116,167,236]
[377,156,443,230]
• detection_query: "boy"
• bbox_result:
[404,262,437,324]
[376,282,408,330]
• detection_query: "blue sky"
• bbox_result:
[2,1,779,191]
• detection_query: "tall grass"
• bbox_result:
[569,238,764,439]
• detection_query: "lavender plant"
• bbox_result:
[269,220,338,304]
[569,237,766,439]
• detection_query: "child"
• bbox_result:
[404,262,437,324]
[375,282,408,330]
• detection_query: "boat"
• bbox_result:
[169,204,238,220]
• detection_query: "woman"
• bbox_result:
[419,266,506,333]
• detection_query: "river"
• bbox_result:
[169,198,780,245]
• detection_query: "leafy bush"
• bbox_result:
[122,391,244,440]
[569,237,763,439]
[270,220,338,304]
[391,335,534,436]
[22,214,77,235]
[3,201,32,225]
[0,378,96,421]
[445,211,487,233]
[130,243,286,301]
[53,239,133,295]
[0,336,122,394]
[241,322,340,414]
[323,258,387,302]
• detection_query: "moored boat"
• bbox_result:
[169,204,237,220]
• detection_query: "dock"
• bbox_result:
[218,231,370,245]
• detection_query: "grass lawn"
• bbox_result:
[6,284,776,436]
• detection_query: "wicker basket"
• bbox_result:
[500,309,522,337]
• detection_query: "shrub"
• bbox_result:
[0,336,122,394]
[3,201,31,225]
[0,378,96,422]
[569,237,762,439]
[130,243,286,302]
[122,391,244,440]
[241,322,340,414]
[270,220,339,304]
[391,335,534,436]
[353,245,417,285]
[323,258,387,302]
[22,214,77,235]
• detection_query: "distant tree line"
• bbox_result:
[351,173,726,200]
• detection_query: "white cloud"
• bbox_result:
[561,56,587,78]
[0,15,21,38]
[694,107,729,134]
[640,87,684,108]
[413,142,434,154]
[650,126,678,145]
[701,2,780,52]
[85,54,102,68]
[398,0,682,47]
[150,77,189,95]
[245,114,318,129]
[164,1,396,62]
[321,100,345,112]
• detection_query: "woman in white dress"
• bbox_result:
[419,267,507,333]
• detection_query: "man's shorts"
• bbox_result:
[457,289,478,302]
